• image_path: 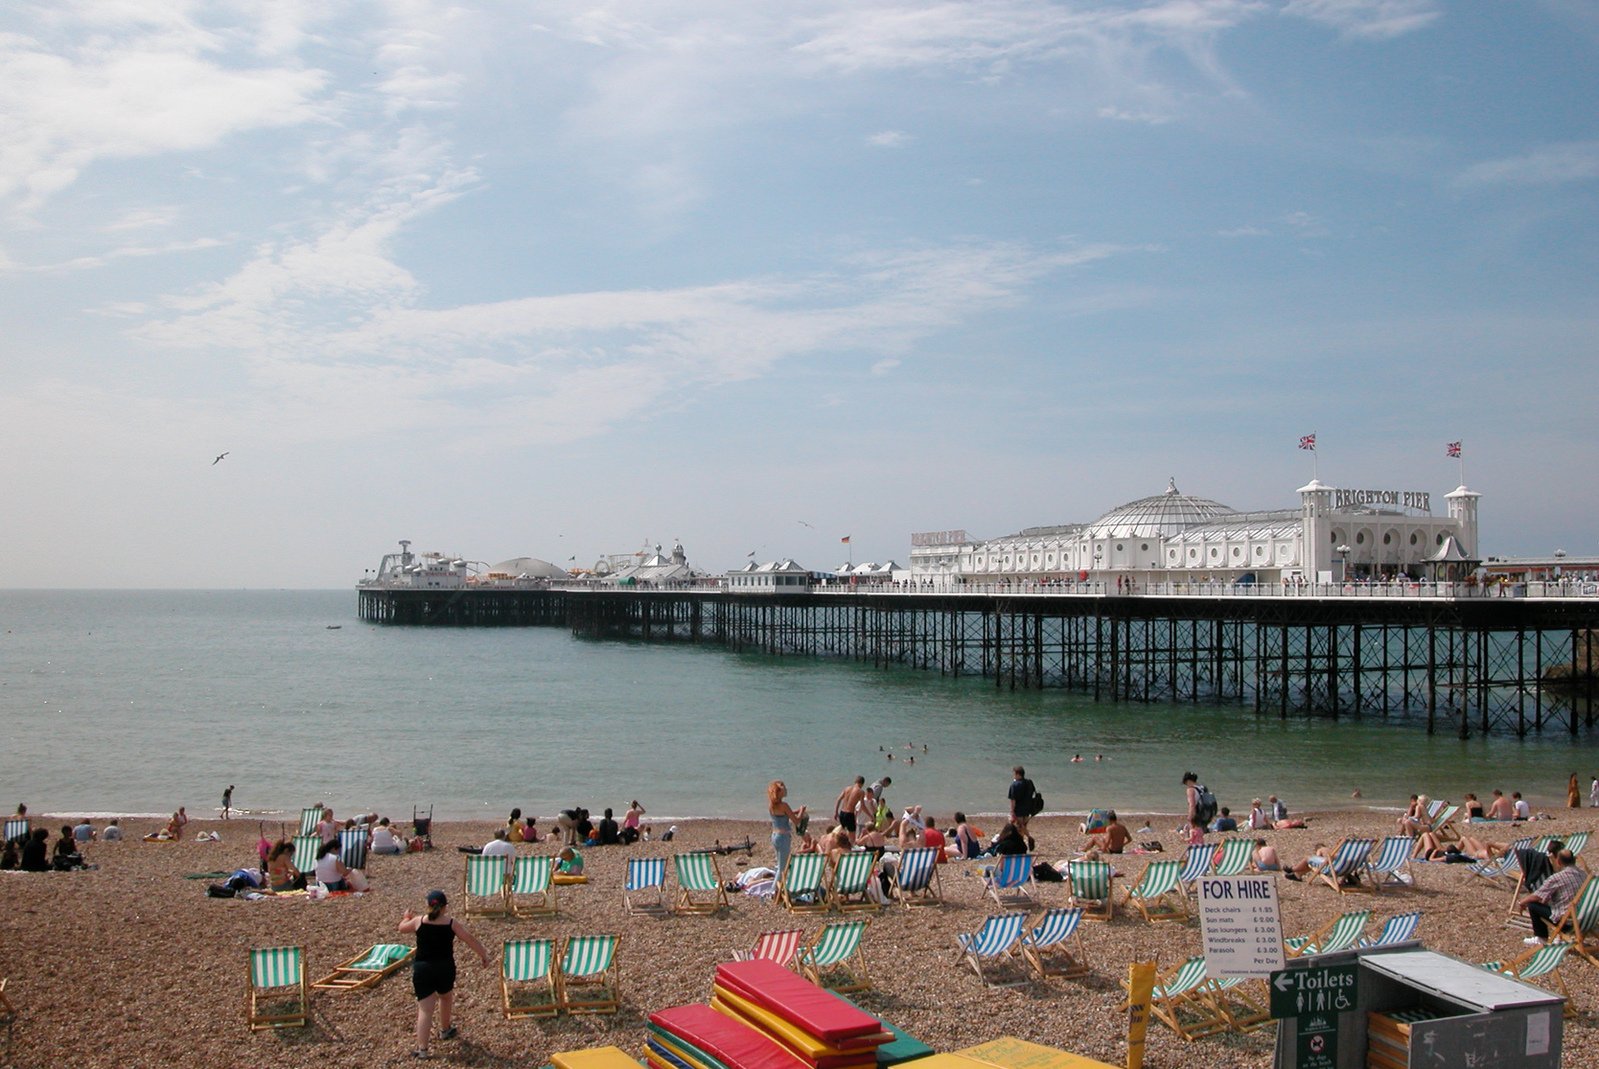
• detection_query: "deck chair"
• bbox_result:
[1469,837,1532,885]
[956,912,1031,988]
[1361,911,1421,948]
[337,827,368,872]
[500,938,558,1018]
[830,851,880,912]
[1313,837,1376,893]
[732,929,805,969]
[1429,804,1462,842]
[1554,874,1599,963]
[2,819,27,845]
[984,853,1035,907]
[1285,910,1371,957]
[1067,859,1115,921]
[1481,942,1575,1016]
[777,853,829,913]
[247,946,309,1030]
[1367,836,1414,891]
[796,919,871,993]
[891,847,942,907]
[311,943,413,991]
[1021,907,1090,979]
[0,979,16,1046]
[672,852,728,914]
[624,857,668,916]
[1177,844,1212,896]
[299,807,323,837]
[1127,956,1229,1042]
[291,834,320,880]
[1565,831,1589,864]
[1123,859,1187,922]
[1213,838,1255,877]
[1209,972,1272,1033]
[558,935,621,1015]
[463,853,511,915]
[510,855,558,917]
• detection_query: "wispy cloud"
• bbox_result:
[866,130,912,147]
[13,236,228,274]
[1282,0,1442,40]
[1455,141,1599,188]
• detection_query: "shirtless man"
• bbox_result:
[1085,811,1131,855]
[1487,790,1515,821]
[1252,839,1281,872]
[833,777,865,836]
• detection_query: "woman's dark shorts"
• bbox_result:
[413,960,456,1000]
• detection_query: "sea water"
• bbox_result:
[0,590,1593,823]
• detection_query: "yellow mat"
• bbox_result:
[709,988,889,1060]
[554,873,589,885]
[957,1037,1119,1069]
[554,1047,643,1069]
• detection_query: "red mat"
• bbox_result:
[651,1004,810,1069]
[714,960,886,1045]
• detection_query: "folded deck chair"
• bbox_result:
[1554,874,1599,963]
[501,938,558,1018]
[624,857,668,916]
[672,852,728,914]
[299,807,322,838]
[1177,844,1212,897]
[463,853,511,915]
[311,943,413,991]
[337,827,368,872]
[1361,911,1421,948]
[731,929,805,970]
[796,919,871,993]
[1367,836,1414,891]
[1123,858,1187,922]
[1021,907,1089,979]
[291,834,320,882]
[1481,942,1574,1016]
[510,855,558,917]
[956,912,1031,988]
[247,946,309,1030]
[891,847,942,907]
[1285,910,1371,957]
[777,854,829,913]
[1213,838,1255,877]
[1313,837,1376,893]
[984,853,1035,908]
[558,934,621,1014]
[830,851,880,912]
[1067,859,1115,921]
[2,819,27,846]
[1130,956,1229,1042]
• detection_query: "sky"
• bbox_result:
[2,1,1596,588]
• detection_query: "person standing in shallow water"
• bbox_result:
[222,785,234,820]
[399,889,489,1060]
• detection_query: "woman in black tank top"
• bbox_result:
[398,889,490,1059]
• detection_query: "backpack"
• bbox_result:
[1030,791,1046,817]
[1195,786,1218,825]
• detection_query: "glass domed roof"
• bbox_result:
[1082,478,1236,540]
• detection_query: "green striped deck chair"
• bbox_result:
[1556,874,1599,964]
[672,852,728,914]
[1177,844,1212,896]
[311,943,413,991]
[500,938,558,1018]
[1314,837,1376,894]
[956,912,1031,988]
[299,808,322,837]
[1367,836,1414,891]
[463,853,510,915]
[1285,910,1371,957]
[798,918,871,993]
[2,819,27,845]
[1565,831,1589,864]
[1123,858,1187,922]
[1021,907,1089,979]
[1214,838,1255,877]
[891,847,942,907]
[1130,956,1228,1041]
[1481,941,1574,1016]
[1208,971,1272,1033]
[557,934,621,1015]
[291,835,320,879]
[247,945,309,1030]
[983,853,1035,908]
[510,854,557,917]
[624,857,668,916]
[1361,911,1421,948]
[1429,804,1462,843]
[830,850,880,912]
[1067,859,1115,921]
[778,853,829,913]
[337,827,368,872]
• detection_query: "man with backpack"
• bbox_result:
[1008,766,1043,839]
[1183,771,1218,829]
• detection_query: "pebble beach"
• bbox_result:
[3,805,1598,1069]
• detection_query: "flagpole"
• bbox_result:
[1458,440,1465,486]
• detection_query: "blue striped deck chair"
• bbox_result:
[510,855,557,917]
[558,934,621,1014]
[778,853,829,913]
[1177,844,1212,896]
[623,857,668,916]
[1468,837,1532,885]
[1361,911,1421,948]
[312,943,413,991]
[1313,837,1376,894]
[1285,910,1371,957]
[956,912,1031,988]
[299,808,322,838]
[732,929,805,969]
[1367,835,1413,891]
[1067,859,1115,921]
[500,938,558,1018]
[2,819,27,846]
[1021,907,1089,979]
[337,827,368,872]
[291,835,320,880]
[463,853,510,915]
[1481,942,1574,1016]
[1123,858,1187,922]
[830,850,880,912]
[247,946,309,1030]
[891,847,942,907]
[1124,956,1228,1041]
[672,852,728,914]
[984,853,1035,908]
[797,919,872,993]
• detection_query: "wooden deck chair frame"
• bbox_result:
[733,929,805,970]
[463,853,511,916]
[1469,837,1532,886]
[247,946,310,1031]
[672,852,728,915]
[501,938,559,1019]
[1021,907,1090,979]
[1209,975,1272,1033]
[510,854,558,918]
[797,919,871,994]
[557,935,622,1015]
[311,943,414,991]
[1314,837,1376,894]
[891,846,943,907]
[1124,956,1229,1042]
[777,853,830,914]
[1067,859,1115,921]
[1285,910,1371,958]
[1482,942,1575,1017]
[1123,858,1188,922]
[830,850,881,912]
[956,912,1032,989]
[623,857,668,916]
[984,853,1036,908]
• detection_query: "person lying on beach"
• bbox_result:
[1284,843,1348,882]
[1252,839,1280,871]
[1412,832,1505,862]
[1085,811,1131,855]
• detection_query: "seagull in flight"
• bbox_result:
[797,520,814,529]
[212,452,229,465]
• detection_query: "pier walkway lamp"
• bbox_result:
[1336,544,1351,584]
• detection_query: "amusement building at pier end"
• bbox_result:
[906,478,1481,586]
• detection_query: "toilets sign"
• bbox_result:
[1270,962,1360,1020]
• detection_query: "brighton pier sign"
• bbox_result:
[1333,488,1431,512]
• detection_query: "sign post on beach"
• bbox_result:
[1125,960,1156,1069]
[1197,874,1285,979]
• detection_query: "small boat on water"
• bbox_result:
[325,625,342,630]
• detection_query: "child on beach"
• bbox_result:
[399,890,490,1060]
[557,847,584,876]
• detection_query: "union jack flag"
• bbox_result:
[1446,441,1462,458]
[1298,433,1316,451]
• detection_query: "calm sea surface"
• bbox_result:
[1,590,1593,824]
